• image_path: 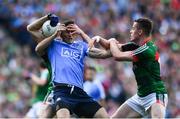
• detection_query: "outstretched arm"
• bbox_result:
[88,47,112,59]
[27,15,49,43]
[92,36,124,50]
[110,39,133,61]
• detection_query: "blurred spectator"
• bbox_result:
[84,66,106,106]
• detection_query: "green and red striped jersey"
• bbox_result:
[131,38,167,97]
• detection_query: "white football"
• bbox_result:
[42,20,57,37]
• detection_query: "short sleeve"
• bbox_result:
[131,44,155,62]
[121,42,140,51]
[81,41,89,56]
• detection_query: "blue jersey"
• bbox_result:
[47,39,89,89]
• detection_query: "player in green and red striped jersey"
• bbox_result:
[109,18,168,118]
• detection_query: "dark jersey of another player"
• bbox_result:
[131,38,167,97]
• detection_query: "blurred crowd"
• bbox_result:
[0,0,180,118]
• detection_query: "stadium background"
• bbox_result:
[0,0,179,118]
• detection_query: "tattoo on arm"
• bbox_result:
[88,48,112,59]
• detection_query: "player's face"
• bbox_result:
[61,30,73,42]
[130,22,141,41]
[84,69,96,81]
[61,24,77,43]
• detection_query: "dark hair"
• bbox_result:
[134,18,153,36]
[63,20,75,26]
[40,61,47,69]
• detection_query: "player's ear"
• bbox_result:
[138,29,143,36]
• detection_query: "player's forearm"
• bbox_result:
[117,43,123,51]
[110,42,133,61]
[110,42,122,59]
[79,31,92,44]
[100,50,112,58]
[27,15,48,43]
[88,48,112,59]
[31,74,47,86]
[92,51,112,59]
[35,33,56,56]
[27,15,48,31]
[99,37,110,49]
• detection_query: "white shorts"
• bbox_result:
[125,93,168,117]
[26,102,43,118]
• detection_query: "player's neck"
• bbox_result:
[137,36,150,46]
[63,39,73,44]
[140,36,151,46]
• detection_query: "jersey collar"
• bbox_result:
[141,36,152,45]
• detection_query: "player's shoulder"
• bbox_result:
[73,39,88,50]
[133,41,157,57]
[147,41,156,47]
[46,38,61,47]
[133,43,149,55]
[146,41,158,52]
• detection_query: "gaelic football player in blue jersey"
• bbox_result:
[35,20,112,118]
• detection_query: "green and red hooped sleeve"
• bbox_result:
[130,44,150,62]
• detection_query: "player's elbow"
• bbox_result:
[26,25,32,32]
[27,24,36,32]
[35,46,39,53]
[35,45,42,56]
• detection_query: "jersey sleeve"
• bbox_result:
[81,41,89,56]
[131,44,155,62]
[121,42,140,51]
